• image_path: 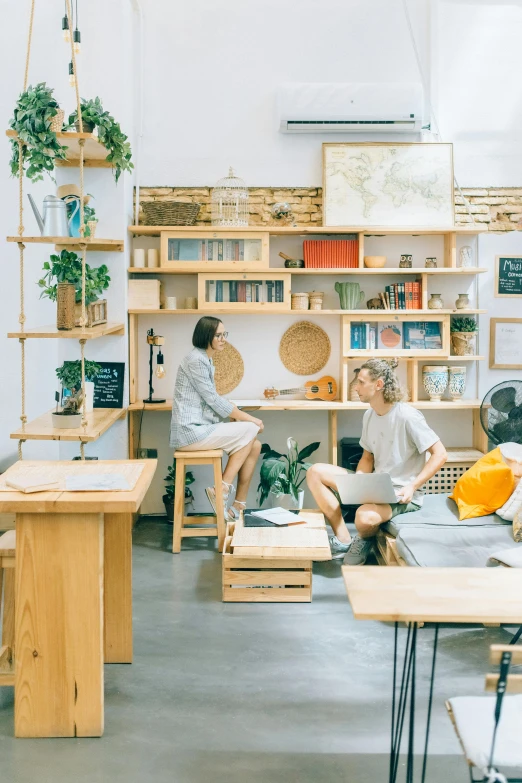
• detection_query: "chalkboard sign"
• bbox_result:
[496,256,522,297]
[93,362,125,408]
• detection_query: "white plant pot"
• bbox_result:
[269,489,304,510]
[52,412,82,429]
[85,381,94,413]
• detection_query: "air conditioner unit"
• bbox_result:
[278,82,423,134]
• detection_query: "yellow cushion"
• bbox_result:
[450,447,515,520]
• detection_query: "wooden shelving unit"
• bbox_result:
[6,130,113,168]
[7,322,125,340]
[11,408,126,443]
[128,224,489,462]
[7,236,124,252]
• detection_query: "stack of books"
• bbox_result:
[206,280,284,303]
[167,238,261,262]
[350,323,378,350]
[378,281,422,310]
[350,321,443,350]
[303,237,359,268]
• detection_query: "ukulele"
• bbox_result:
[263,375,337,402]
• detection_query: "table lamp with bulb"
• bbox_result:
[144,328,166,404]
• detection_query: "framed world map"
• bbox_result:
[323,142,454,228]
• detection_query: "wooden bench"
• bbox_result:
[222,510,331,603]
[0,529,15,687]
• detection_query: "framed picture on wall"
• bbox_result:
[322,142,454,228]
[495,256,522,297]
[490,318,522,369]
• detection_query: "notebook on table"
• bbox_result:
[243,507,305,527]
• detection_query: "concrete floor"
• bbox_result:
[0,517,516,783]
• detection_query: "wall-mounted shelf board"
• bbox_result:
[7,322,125,339]
[6,130,112,168]
[128,399,483,413]
[7,236,124,252]
[127,266,487,276]
[128,308,486,317]
[129,225,488,237]
[10,408,126,442]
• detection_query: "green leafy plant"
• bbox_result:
[9,82,67,182]
[68,97,133,182]
[38,249,110,305]
[451,316,478,332]
[163,461,195,505]
[55,360,101,414]
[257,437,320,505]
[83,202,98,237]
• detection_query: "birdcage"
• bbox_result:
[211,167,249,226]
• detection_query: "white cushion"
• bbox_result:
[448,695,522,769]
[488,546,522,568]
[497,479,522,521]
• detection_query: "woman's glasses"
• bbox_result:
[215,331,228,341]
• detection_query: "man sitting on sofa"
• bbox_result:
[307,358,448,565]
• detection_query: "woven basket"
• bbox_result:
[213,343,244,395]
[141,202,201,226]
[56,283,75,330]
[309,291,324,310]
[451,332,476,356]
[291,292,309,311]
[50,108,65,133]
[279,321,331,376]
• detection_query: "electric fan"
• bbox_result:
[480,381,522,445]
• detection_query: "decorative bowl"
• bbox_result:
[364,255,387,268]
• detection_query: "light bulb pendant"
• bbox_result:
[155,350,165,379]
[73,28,81,54]
[68,61,76,88]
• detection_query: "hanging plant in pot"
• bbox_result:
[9,82,67,182]
[67,97,133,182]
[451,316,478,356]
[38,249,110,328]
[257,437,320,510]
[53,359,102,428]
[162,461,195,523]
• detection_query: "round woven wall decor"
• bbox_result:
[213,342,244,395]
[279,321,331,376]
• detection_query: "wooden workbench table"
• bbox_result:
[0,459,156,738]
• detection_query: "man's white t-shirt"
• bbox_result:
[359,402,439,505]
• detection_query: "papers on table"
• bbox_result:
[250,507,305,526]
[65,474,131,491]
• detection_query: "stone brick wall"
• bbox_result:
[137,186,522,231]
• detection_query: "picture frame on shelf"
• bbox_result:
[322,142,454,228]
[489,318,522,369]
[494,256,522,297]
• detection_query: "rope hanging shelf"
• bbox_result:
[11,0,124,459]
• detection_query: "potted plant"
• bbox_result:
[67,97,133,182]
[38,249,110,326]
[257,437,320,510]
[56,359,102,414]
[451,316,478,356]
[9,82,67,182]
[83,201,98,238]
[163,461,195,523]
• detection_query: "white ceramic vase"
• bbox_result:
[422,365,449,402]
[269,490,304,510]
[448,366,467,402]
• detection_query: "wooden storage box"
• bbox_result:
[198,272,290,311]
[74,299,107,327]
[128,279,161,310]
[161,230,269,272]
[222,532,312,603]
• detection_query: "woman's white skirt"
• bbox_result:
[178,421,259,455]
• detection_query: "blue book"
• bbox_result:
[178,239,200,261]
[216,281,223,302]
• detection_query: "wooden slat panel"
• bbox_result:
[490,645,522,665]
[222,555,311,569]
[222,587,311,603]
[485,674,522,693]
[224,570,312,586]
[104,513,133,664]
[181,527,218,537]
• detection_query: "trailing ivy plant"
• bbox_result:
[68,97,133,182]
[9,82,67,182]
[38,249,110,305]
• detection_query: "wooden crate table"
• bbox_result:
[342,567,522,783]
[223,510,331,603]
[0,459,156,738]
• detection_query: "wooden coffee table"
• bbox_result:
[222,510,331,602]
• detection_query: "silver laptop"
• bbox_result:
[336,473,398,505]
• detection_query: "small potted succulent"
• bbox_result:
[68,97,133,182]
[257,437,320,510]
[163,461,195,523]
[451,316,478,356]
[56,359,102,415]
[9,82,67,182]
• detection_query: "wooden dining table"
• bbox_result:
[0,459,156,739]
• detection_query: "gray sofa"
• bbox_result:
[382,493,521,567]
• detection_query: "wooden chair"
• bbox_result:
[172,450,226,554]
[0,530,15,686]
[446,644,522,782]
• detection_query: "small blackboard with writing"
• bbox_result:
[496,256,522,296]
[93,362,125,408]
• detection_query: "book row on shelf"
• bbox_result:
[303,238,359,268]
[168,238,262,262]
[379,281,422,309]
[206,279,284,303]
[351,321,443,350]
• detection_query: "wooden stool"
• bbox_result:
[173,450,226,554]
[0,530,15,686]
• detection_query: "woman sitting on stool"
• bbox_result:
[170,316,263,520]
